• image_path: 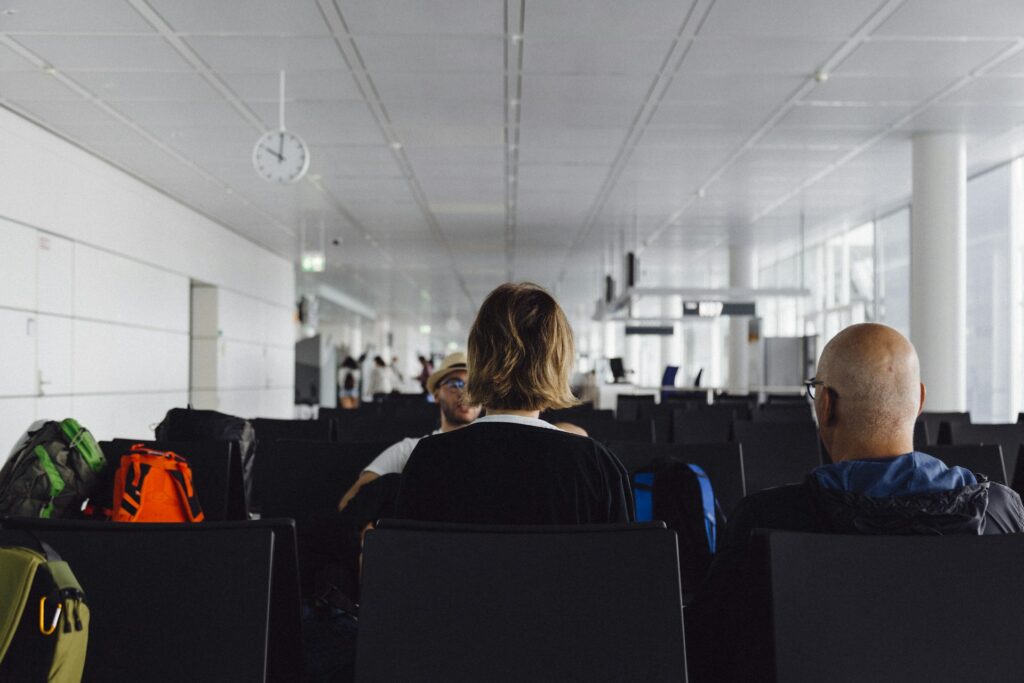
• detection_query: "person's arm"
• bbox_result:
[338,470,380,511]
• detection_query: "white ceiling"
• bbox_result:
[3,0,1024,330]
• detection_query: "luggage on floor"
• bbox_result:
[0,419,106,520]
[632,457,724,594]
[155,407,256,507]
[111,445,204,523]
[0,540,89,682]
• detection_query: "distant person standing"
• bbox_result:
[389,356,405,386]
[367,356,393,400]
[416,355,433,394]
[338,356,360,409]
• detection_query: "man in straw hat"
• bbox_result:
[337,351,480,511]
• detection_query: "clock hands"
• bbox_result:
[261,145,284,162]
[278,131,285,160]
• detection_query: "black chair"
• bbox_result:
[663,390,709,405]
[317,404,382,426]
[755,530,1024,682]
[765,393,809,405]
[924,444,1007,485]
[948,422,1024,484]
[338,415,438,443]
[753,404,813,422]
[357,521,687,682]
[913,419,930,451]
[703,400,752,422]
[252,417,336,443]
[733,421,822,495]
[919,411,970,445]
[637,403,677,443]
[672,408,735,445]
[0,518,300,683]
[592,418,656,444]
[101,439,247,521]
[607,441,746,516]
[616,394,657,421]
[258,440,388,529]
[542,408,616,438]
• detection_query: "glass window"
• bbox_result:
[966,164,1013,423]
[875,208,911,337]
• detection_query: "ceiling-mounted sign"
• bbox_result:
[625,325,674,336]
[683,301,756,318]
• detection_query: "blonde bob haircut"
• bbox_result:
[467,282,578,411]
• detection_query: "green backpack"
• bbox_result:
[0,419,106,519]
[0,541,89,682]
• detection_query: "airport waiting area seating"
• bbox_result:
[357,520,687,682]
[924,444,1007,485]
[0,518,302,683]
[756,530,1024,683]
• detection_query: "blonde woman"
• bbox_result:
[395,282,633,524]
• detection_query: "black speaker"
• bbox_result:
[625,252,639,288]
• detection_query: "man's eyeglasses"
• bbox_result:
[441,378,466,390]
[804,377,834,400]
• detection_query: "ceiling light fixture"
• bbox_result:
[814,70,829,83]
[1,8,17,16]
[389,141,403,150]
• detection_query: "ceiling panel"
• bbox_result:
[875,0,1024,38]
[340,0,502,35]
[385,97,504,127]
[682,37,837,75]
[942,76,1024,105]
[249,100,384,144]
[523,39,668,75]
[779,102,911,128]
[837,39,1013,77]
[808,73,952,103]
[0,0,155,33]
[355,35,503,73]
[519,146,619,165]
[17,99,123,126]
[517,125,627,148]
[219,70,363,102]
[147,0,331,35]
[186,36,344,72]
[111,99,249,127]
[525,0,695,39]
[10,35,190,70]
[0,71,85,100]
[69,70,221,101]
[700,0,884,38]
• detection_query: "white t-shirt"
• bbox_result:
[364,429,443,476]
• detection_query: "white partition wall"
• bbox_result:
[0,107,294,451]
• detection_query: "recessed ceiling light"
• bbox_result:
[509,98,519,107]
[2,9,18,16]
[42,66,57,75]
[510,33,523,43]
[389,141,402,150]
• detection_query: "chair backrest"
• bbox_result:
[637,403,677,443]
[672,408,735,445]
[102,438,246,521]
[357,521,687,682]
[920,411,970,444]
[948,422,1024,484]
[338,415,438,443]
[252,417,336,443]
[609,357,626,382]
[661,365,679,387]
[757,530,1024,683]
[607,441,746,515]
[753,404,814,422]
[594,418,656,444]
[924,444,1007,485]
[765,393,808,405]
[258,440,388,529]
[913,419,930,450]
[542,408,615,437]
[733,421,822,495]
[0,519,293,682]
[663,389,709,405]
[616,394,657,421]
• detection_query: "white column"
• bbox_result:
[910,133,966,411]
[728,244,756,394]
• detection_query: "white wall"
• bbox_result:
[0,107,294,452]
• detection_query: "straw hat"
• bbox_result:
[426,351,468,393]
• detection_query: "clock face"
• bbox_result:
[252,129,310,184]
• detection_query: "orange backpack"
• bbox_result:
[111,445,204,522]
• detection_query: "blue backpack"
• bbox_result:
[632,459,723,593]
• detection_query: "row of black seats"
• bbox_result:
[355,521,1024,682]
[0,517,303,683]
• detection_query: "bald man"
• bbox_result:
[685,323,1024,683]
